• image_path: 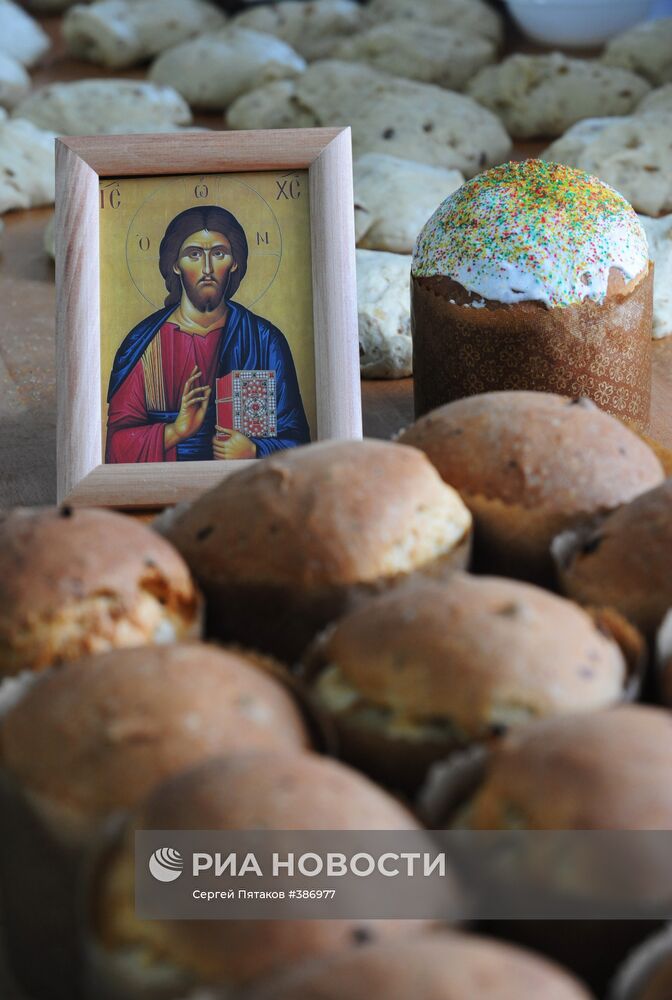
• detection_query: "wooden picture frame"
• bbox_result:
[55,127,362,507]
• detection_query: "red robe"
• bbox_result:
[106,322,223,464]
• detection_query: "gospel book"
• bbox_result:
[215,370,277,439]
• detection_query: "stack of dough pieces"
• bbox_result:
[227,60,511,173]
[13,79,194,135]
[2,0,511,385]
[467,52,650,138]
[62,0,226,69]
[0,0,50,110]
[27,0,511,385]
[353,155,464,378]
[228,60,510,383]
[354,154,464,254]
[232,0,364,61]
[4,80,200,214]
[356,249,413,379]
[332,21,496,90]
[593,11,672,338]
[148,26,306,110]
[0,110,54,213]
[364,0,503,46]
[602,16,672,86]
[0,0,50,67]
[329,1,504,381]
[638,213,672,339]
[0,53,29,110]
[541,68,672,340]
[638,82,672,115]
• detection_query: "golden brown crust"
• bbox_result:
[133,750,419,832]
[306,574,626,726]
[556,479,672,638]
[411,262,654,427]
[460,705,672,830]
[164,439,470,589]
[0,507,201,676]
[244,931,594,1000]
[178,533,470,665]
[94,752,422,984]
[621,420,672,477]
[0,643,310,832]
[301,575,627,791]
[399,391,663,581]
[164,439,471,660]
[400,391,662,512]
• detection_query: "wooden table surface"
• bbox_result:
[2,14,672,509]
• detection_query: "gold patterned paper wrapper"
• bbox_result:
[199,528,471,665]
[412,265,653,430]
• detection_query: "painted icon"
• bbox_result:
[100,172,314,463]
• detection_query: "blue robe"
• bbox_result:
[106,300,311,461]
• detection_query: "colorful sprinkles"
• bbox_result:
[412,159,649,309]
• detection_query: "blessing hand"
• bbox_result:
[213,426,257,460]
[165,366,211,450]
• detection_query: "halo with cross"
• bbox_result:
[123,173,283,311]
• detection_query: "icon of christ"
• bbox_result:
[105,205,311,463]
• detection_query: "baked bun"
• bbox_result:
[454,705,672,829]
[302,574,628,791]
[0,642,311,843]
[0,643,311,1000]
[411,159,653,427]
[555,479,672,638]
[243,931,594,1000]
[399,391,663,581]
[89,752,426,997]
[0,506,201,676]
[163,439,471,661]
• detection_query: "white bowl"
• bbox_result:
[505,0,653,48]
